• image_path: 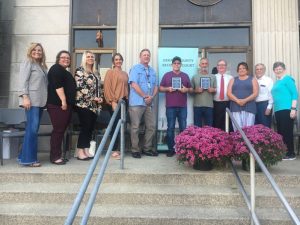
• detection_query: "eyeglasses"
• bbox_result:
[217,64,226,67]
[60,57,70,60]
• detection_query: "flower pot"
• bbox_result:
[193,160,213,171]
[241,159,262,172]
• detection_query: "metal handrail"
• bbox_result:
[226,108,300,225]
[64,100,126,225]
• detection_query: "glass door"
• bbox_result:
[202,46,252,77]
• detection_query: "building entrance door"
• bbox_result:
[202,47,252,77]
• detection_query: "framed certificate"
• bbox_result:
[200,77,211,89]
[172,77,182,89]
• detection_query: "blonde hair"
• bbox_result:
[80,50,97,74]
[26,43,47,70]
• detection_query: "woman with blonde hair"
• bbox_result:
[18,43,48,167]
[75,51,103,160]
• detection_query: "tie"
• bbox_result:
[219,75,224,100]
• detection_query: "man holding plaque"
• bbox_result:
[191,58,216,127]
[159,56,192,157]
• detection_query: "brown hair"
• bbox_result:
[55,50,71,66]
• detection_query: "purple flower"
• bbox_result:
[175,126,234,166]
[231,124,287,167]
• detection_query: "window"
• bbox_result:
[160,27,250,48]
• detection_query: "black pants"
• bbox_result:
[76,107,97,148]
[275,110,295,157]
[213,101,232,131]
[108,105,121,151]
[108,99,128,151]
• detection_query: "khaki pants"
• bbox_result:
[128,106,155,153]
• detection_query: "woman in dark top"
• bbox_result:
[47,50,76,165]
[227,62,259,130]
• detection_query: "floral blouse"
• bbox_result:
[74,66,101,113]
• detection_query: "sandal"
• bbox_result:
[27,162,41,167]
[111,151,121,160]
[51,159,66,165]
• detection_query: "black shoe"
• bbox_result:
[166,151,175,157]
[132,152,141,158]
[143,151,159,157]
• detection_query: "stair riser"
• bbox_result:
[0,215,252,225]
[1,192,300,208]
[0,215,294,225]
[1,173,300,187]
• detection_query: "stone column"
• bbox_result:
[252,0,299,86]
[117,0,159,72]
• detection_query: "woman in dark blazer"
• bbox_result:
[18,43,48,167]
[47,50,76,165]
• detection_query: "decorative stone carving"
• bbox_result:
[187,0,222,6]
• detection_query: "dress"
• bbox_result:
[47,63,76,162]
[230,76,256,130]
[128,63,158,153]
[271,75,298,157]
[18,60,48,165]
[160,71,191,152]
[75,67,101,148]
[192,73,216,127]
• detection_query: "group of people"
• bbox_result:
[18,43,128,166]
[17,43,298,167]
[159,57,298,160]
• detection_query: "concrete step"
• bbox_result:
[1,170,300,189]
[1,182,300,208]
[0,203,298,225]
[1,154,300,188]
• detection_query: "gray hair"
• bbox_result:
[273,61,286,70]
[217,59,227,66]
[255,63,266,70]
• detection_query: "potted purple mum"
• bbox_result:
[174,126,233,170]
[231,124,287,170]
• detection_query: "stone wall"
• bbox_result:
[8,0,71,107]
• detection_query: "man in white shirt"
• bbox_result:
[254,63,273,128]
[213,59,233,131]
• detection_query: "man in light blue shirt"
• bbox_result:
[128,49,158,158]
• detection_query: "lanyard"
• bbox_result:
[145,67,151,95]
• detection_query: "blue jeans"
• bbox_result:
[255,101,272,128]
[18,107,43,165]
[193,106,213,127]
[166,107,187,151]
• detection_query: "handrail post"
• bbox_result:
[120,101,125,169]
[250,153,255,225]
[225,110,229,133]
